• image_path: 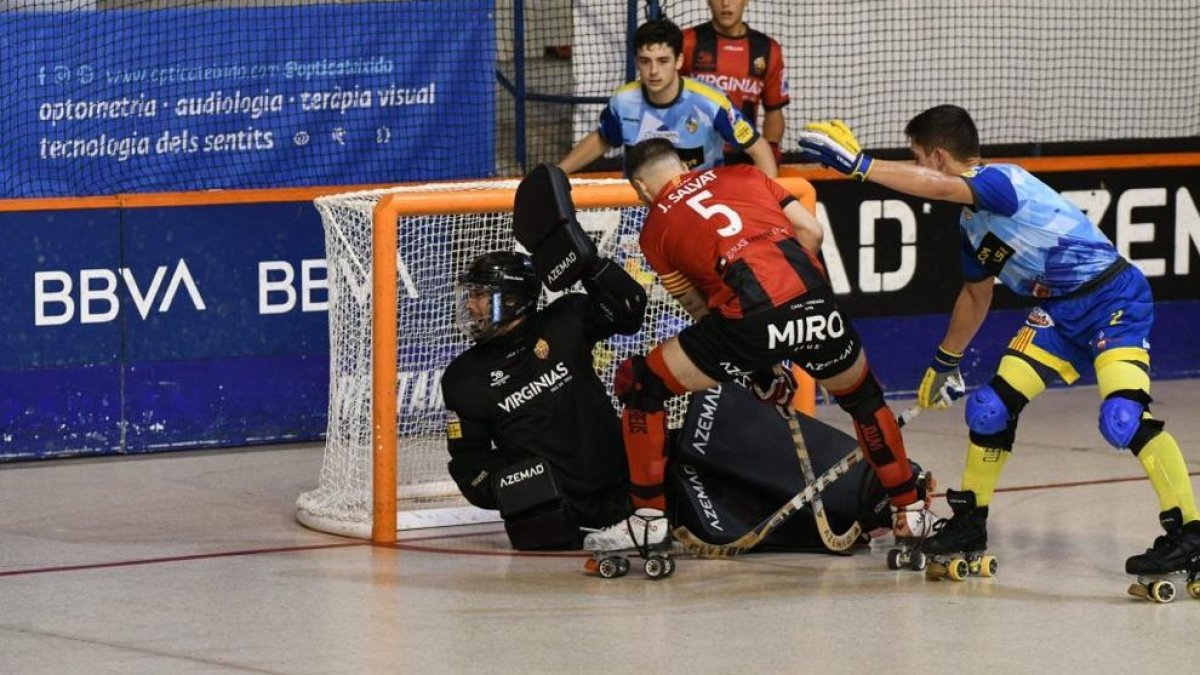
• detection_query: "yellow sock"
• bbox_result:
[1137,431,1200,523]
[960,442,1010,507]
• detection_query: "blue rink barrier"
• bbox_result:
[1,160,1199,460]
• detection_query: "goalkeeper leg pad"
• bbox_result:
[512,163,596,291]
[832,370,916,505]
[494,458,581,550]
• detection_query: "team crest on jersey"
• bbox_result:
[733,119,754,145]
[445,412,462,440]
[753,56,766,75]
[534,338,550,360]
[686,115,699,133]
[1025,307,1054,328]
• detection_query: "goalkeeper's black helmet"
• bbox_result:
[455,251,540,342]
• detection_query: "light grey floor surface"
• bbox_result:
[2,381,1198,675]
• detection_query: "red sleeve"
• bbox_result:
[762,38,790,110]
[680,28,696,75]
[638,212,674,278]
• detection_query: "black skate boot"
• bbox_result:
[886,471,941,572]
[921,489,997,581]
[1125,507,1200,603]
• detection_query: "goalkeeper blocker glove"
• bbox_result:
[796,120,874,181]
[917,347,967,410]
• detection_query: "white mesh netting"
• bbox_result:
[296,179,691,538]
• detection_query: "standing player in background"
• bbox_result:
[558,18,777,177]
[798,105,1200,587]
[583,138,937,554]
[682,0,790,166]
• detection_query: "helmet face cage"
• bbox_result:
[454,252,540,343]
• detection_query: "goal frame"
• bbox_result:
[366,177,818,543]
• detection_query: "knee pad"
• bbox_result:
[613,354,672,412]
[493,458,581,550]
[833,369,885,423]
[1099,390,1163,453]
[965,377,1027,450]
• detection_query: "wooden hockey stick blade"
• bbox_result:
[779,382,863,552]
[672,448,863,556]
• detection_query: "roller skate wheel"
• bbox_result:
[596,557,626,579]
[979,555,998,578]
[644,555,670,580]
[947,558,970,581]
[661,556,676,578]
[616,557,631,576]
[1187,580,1200,600]
[886,549,903,570]
[908,550,927,571]
[1149,579,1176,604]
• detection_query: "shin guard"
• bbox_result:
[614,349,683,511]
[832,370,916,506]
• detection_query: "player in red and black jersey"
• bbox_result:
[585,138,935,552]
[682,0,790,164]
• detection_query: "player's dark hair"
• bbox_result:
[624,138,681,179]
[904,105,980,161]
[634,18,684,57]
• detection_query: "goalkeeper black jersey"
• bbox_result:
[441,294,632,528]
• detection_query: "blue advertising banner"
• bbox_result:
[1,162,1197,460]
[0,2,495,197]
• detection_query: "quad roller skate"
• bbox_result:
[921,489,998,581]
[583,508,674,580]
[1125,508,1200,604]
[886,471,941,572]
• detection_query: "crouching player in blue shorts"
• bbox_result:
[799,105,1200,598]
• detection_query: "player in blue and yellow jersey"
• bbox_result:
[799,105,1200,591]
[558,18,777,177]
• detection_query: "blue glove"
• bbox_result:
[796,120,874,181]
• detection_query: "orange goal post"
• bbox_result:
[296,176,818,543]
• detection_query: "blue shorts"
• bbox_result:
[1008,264,1153,383]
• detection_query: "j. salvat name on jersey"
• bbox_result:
[497,362,572,413]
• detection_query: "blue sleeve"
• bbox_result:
[963,167,1019,217]
[710,99,759,149]
[598,103,623,147]
[959,231,992,281]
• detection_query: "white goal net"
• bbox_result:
[295,179,692,539]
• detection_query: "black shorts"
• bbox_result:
[677,285,862,382]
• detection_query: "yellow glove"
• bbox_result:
[917,347,966,409]
[797,120,873,181]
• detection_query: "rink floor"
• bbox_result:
[1,380,1198,674]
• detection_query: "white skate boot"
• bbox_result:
[886,472,943,571]
[583,508,674,579]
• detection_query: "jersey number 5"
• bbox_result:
[686,190,743,237]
